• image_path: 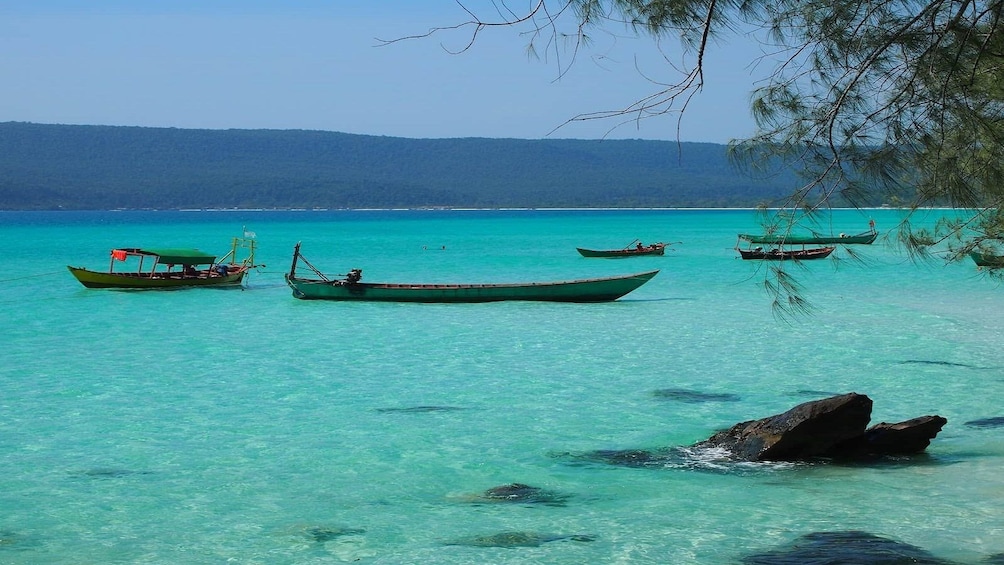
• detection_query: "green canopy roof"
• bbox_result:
[139,248,217,265]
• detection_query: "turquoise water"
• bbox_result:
[1,209,1002,564]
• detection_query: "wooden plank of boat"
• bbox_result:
[737,231,877,245]
[286,243,658,302]
[576,243,667,258]
[969,251,1004,268]
[737,246,836,261]
[67,236,258,289]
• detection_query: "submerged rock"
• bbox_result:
[374,406,465,413]
[303,526,365,543]
[899,359,977,369]
[70,468,153,479]
[443,531,596,548]
[964,416,1004,429]
[562,448,670,468]
[740,530,953,564]
[652,389,741,403]
[475,483,571,506]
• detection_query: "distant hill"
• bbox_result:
[0,121,814,210]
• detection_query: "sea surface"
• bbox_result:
[1,208,1002,564]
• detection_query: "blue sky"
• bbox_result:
[0,1,762,142]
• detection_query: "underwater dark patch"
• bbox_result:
[303,526,365,543]
[473,483,571,506]
[788,389,840,398]
[442,531,596,548]
[898,359,977,369]
[964,416,1004,429]
[70,468,153,479]
[740,530,952,564]
[652,389,741,403]
[374,406,466,413]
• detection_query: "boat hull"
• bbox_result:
[969,251,1004,268]
[738,247,835,261]
[68,266,247,289]
[285,270,659,302]
[576,245,666,258]
[737,232,877,245]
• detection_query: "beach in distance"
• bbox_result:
[1,208,1002,564]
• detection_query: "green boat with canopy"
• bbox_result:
[68,235,259,289]
[285,243,658,303]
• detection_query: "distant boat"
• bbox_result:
[736,230,877,245]
[969,250,1004,268]
[285,243,658,302]
[737,246,836,261]
[68,235,258,289]
[576,241,669,258]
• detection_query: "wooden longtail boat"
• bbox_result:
[285,243,658,302]
[68,235,259,289]
[737,246,836,261]
[736,230,878,245]
[969,250,1004,268]
[576,242,668,258]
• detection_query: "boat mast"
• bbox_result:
[289,242,301,279]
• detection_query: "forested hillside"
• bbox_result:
[0,122,822,210]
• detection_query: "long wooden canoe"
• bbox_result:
[737,246,836,261]
[286,243,658,302]
[737,230,877,245]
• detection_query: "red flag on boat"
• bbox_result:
[112,249,128,261]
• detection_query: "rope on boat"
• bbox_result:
[0,270,66,283]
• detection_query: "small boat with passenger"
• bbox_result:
[737,246,836,261]
[576,240,670,258]
[68,235,259,289]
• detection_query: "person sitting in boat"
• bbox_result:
[636,242,645,250]
[184,265,197,276]
[345,269,362,284]
[214,264,229,277]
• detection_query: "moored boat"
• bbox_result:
[285,243,658,302]
[969,250,1004,268]
[737,230,877,245]
[737,246,836,261]
[576,241,668,258]
[68,235,259,289]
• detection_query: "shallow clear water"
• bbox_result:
[1,209,1002,564]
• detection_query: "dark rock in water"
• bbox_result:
[694,393,874,461]
[652,389,741,403]
[740,530,953,564]
[374,406,465,413]
[303,526,365,543]
[899,359,976,368]
[693,393,947,462]
[834,416,948,457]
[443,531,596,548]
[983,553,1004,564]
[788,389,840,398]
[0,530,20,547]
[477,483,571,506]
[965,416,1004,429]
[71,468,153,479]
[564,448,670,468]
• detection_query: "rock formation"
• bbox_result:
[693,392,947,462]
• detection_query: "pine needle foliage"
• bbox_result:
[413,0,1004,315]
